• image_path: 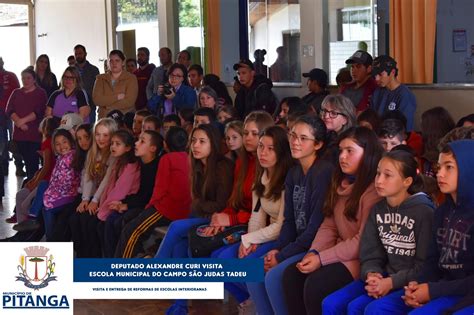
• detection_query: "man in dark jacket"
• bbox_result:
[74,44,100,124]
[234,59,277,119]
[301,68,330,113]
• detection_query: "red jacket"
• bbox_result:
[146,152,191,221]
[223,154,256,226]
[0,69,20,112]
[134,63,155,110]
[407,131,423,159]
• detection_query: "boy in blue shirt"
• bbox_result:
[370,55,417,131]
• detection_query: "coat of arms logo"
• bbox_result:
[16,246,57,290]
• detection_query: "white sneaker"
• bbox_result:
[238,299,256,315]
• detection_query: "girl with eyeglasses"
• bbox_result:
[247,115,336,315]
[46,66,91,122]
[282,127,383,315]
[148,63,197,117]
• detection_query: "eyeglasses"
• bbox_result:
[288,132,316,144]
[63,76,76,81]
[169,73,184,79]
[320,109,345,119]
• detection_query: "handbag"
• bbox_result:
[188,200,261,257]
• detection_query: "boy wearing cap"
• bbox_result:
[233,59,277,119]
[341,50,378,113]
[370,55,417,131]
[301,68,330,113]
[59,113,84,137]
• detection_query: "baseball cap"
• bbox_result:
[302,68,328,86]
[107,109,124,125]
[372,55,397,76]
[59,113,83,131]
[345,50,373,66]
[233,59,254,71]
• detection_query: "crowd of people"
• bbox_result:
[0,44,473,315]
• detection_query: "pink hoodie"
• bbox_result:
[97,161,140,221]
[311,180,381,279]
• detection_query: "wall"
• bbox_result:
[219,0,240,83]
[436,0,474,83]
[35,0,108,76]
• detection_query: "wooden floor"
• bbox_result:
[75,299,238,315]
[0,163,239,314]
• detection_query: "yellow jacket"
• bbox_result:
[92,71,138,118]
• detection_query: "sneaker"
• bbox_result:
[238,299,256,315]
[5,214,17,224]
[16,169,26,177]
[13,219,40,232]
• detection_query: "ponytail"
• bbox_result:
[407,174,426,194]
[384,150,426,194]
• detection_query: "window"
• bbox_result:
[327,1,377,84]
[248,0,301,83]
[341,8,372,41]
[0,3,29,79]
[116,0,159,66]
[178,0,204,66]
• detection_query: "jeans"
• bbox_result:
[155,217,210,258]
[43,205,66,241]
[247,252,305,315]
[212,241,277,304]
[323,281,408,315]
[16,141,40,181]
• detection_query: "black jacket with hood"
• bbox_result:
[234,74,277,119]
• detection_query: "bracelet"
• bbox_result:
[307,249,319,256]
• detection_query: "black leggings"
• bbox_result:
[282,261,353,315]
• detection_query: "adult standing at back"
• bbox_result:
[177,50,192,68]
[34,54,58,98]
[93,50,138,119]
[134,47,155,111]
[234,59,277,119]
[147,63,196,116]
[46,66,90,122]
[341,50,377,113]
[370,55,417,131]
[146,47,173,100]
[6,67,46,181]
[0,57,19,174]
[301,68,330,113]
[74,44,100,124]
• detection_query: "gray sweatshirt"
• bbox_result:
[360,192,434,289]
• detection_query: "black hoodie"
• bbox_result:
[360,192,434,289]
[417,140,474,300]
[234,74,277,119]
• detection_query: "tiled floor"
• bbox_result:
[0,163,239,314]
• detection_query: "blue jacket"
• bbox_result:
[147,84,196,115]
[369,84,416,131]
[275,158,334,262]
[417,140,474,299]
